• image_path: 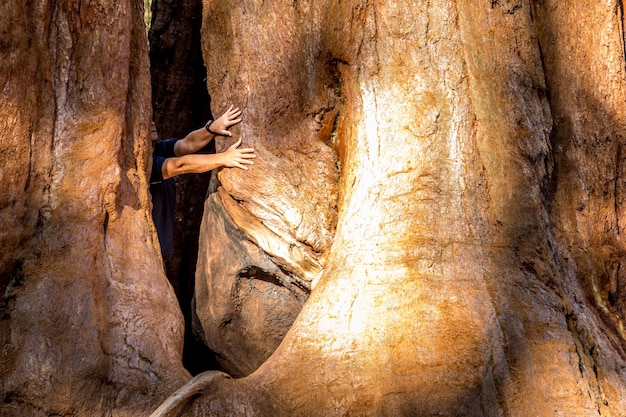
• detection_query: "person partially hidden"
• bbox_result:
[150,105,256,255]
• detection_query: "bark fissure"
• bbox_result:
[614,144,622,236]
[617,0,626,65]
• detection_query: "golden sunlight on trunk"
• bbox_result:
[3,1,626,417]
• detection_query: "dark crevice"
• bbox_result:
[103,211,109,234]
[238,266,286,289]
[530,9,558,212]
[491,0,522,15]
[148,0,218,376]
[614,143,622,236]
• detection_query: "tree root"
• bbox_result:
[149,371,231,417]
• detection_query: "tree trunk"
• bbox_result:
[3,1,626,416]
[180,0,626,415]
[0,1,189,416]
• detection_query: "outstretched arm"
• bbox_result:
[162,138,255,180]
[173,105,243,156]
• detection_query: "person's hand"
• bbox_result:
[208,105,242,136]
[221,138,256,170]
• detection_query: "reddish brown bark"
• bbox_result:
[0,1,188,416]
[178,0,626,415]
[4,1,626,417]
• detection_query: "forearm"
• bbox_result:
[173,128,214,156]
[162,153,224,179]
[162,137,255,179]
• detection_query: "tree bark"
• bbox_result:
[3,0,626,416]
[0,1,189,416]
[177,0,626,415]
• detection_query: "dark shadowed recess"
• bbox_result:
[148,0,217,375]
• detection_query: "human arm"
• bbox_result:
[161,138,256,179]
[173,105,243,156]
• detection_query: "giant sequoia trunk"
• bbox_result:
[4,1,626,417]
[177,0,626,415]
[0,1,189,416]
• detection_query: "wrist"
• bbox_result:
[205,119,217,134]
[216,151,227,168]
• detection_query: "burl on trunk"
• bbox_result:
[176,0,626,416]
[3,1,626,417]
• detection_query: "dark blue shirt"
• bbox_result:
[150,138,178,183]
[150,139,179,256]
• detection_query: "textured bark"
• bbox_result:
[193,0,339,375]
[533,0,626,343]
[194,179,311,376]
[175,0,626,416]
[0,1,189,416]
[4,0,626,416]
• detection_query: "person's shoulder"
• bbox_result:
[154,138,179,157]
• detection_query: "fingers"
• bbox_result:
[208,105,240,136]
[221,105,241,120]
[220,105,234,118]
[236,149,255,170]
[224,137,256,170]
[221,116,242,135]
[227,107,241,118]
[234,157,255,170]
[223,112,242,125]
[226,116,242,125]
[214,106,242,136]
